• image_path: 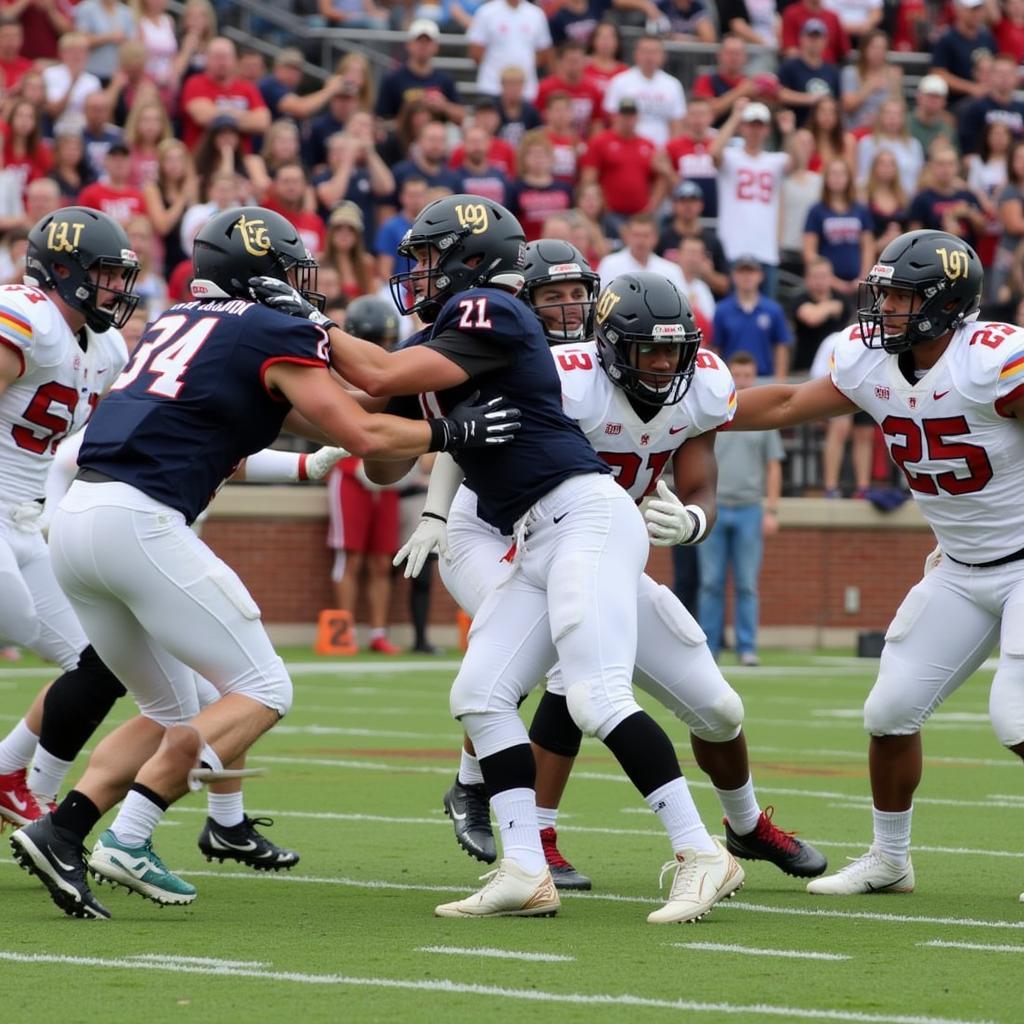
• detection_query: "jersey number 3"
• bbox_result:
[111,315,218,399]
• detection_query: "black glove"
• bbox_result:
[248,276,337,330]
[430,393,522,452]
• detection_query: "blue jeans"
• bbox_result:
[697,503,764,658]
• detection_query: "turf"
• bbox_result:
[0,647,1020,1024]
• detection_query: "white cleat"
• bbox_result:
[806,847,914,895]
[647,839,745,924]
[434,858,561,918]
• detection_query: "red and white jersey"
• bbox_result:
[553,341,736,502]
[0,285,127,505]
[829,319,1024,564]
[716,147,788,265]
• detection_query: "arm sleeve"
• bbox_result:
[423,327,518,377]
[421,452,466,518]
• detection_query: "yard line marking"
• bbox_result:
[813,710,991,724]
[0,950,995,1024]
[671,942,851,961]
[417,946,575,963]
[747,745,1019,769]
[918,941,1024,954]
[273,725,455,740]
[127,954,271,968]
[285,660,463,674]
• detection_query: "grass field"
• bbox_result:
[0,647,1021,1024]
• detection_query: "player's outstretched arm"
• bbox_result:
[730,375,857,431]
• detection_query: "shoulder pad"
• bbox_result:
[954,320,1024,404]
[686,349,736,433]
[551,341,603,410]
[828,323,885,392]
[0,285,60,367]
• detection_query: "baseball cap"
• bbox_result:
[106,140,130,156]
[733,254,762,270]
[917,73,949,97]
[210,113,240,132]
[407,18,440,40]
[801,17,827,34]
[329,201,365,231]
[618,97,639,114]
[673,180,704,201]
[740,101,771,123]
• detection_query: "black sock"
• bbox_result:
[131,782,169,812]
[51,789,102,840]
[478,743,535,801]
[409,560,432,648]
[603,711,682,798]
[528,690,582,757]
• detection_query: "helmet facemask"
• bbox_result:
[857,281,966,355]
[67,253,140,332]
[600,328,701,407]
[281,252,324,311]
[528,276,599,345]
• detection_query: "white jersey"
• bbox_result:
[553,341,736,502]
[716,146,789,265]
[829,319,1024,564]
[0,285,127,506]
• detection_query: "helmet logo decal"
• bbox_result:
[869,263,894,280]
[234,214,272,258]
[46,220,84,254]
[454,202,489,235]
[595,288,621,324]
[936,245,969,280]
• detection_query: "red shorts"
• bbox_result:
[327,464,399,554]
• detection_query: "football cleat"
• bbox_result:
[806,848,914,895]
[540,826,592,890]
[369,636,402,655]
[724,806,828,878]
[197,815,300,871]
[0,768,46,828]
[88,829,197,906]
[10,815,111,919]
[434,858,560,918]
[647,839,745,924]
[443,778,496,864]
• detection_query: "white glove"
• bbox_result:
[643,480,705,547]
[922,543,942,576]
[305,446,349,481]
[393,514,448,579]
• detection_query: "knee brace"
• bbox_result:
[689,688,745,743]
[529,689,583,757]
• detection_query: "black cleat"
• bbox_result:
[443,778,496,864]
[197,816,300,871]
[10,815,110,919]
[724,805,828,878]
[540,826,592,890]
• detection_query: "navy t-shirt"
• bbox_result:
[777,58,841,125]
[375,65,459,121]
[908,187,983,248]
[957,96,1024,154]
[391,159,464,200]
[803,201,872,281]
[931,27,996,95]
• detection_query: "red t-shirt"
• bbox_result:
[167,258,194,302]
[780,3,850,63]
[579,130,655,215]
[995,17,1024,62]
[1,125,52,196]
[2,0,75,60]
[261,196,326,256]
[582,61,627,105]
[76,182,146,224]
[545,129,580,185]
[178,74,268,151]
[0,55,32,91]
[535,74,604,136]
[450,137,518,179]
[665,134,716,184]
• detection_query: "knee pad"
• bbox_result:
[529,690,583,757]
[863,670,920,737]
[990,663,1024,749]
[460,710,530,761]
[566,678,642,738]
[222,655,293,717]
[690,688,745,743]
[647,583,707,646]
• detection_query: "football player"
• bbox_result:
[731,229,1024,899]
[405,242,826,891]
[251,197,745,924]
[11,206,517,919]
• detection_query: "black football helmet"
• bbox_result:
[25,206,140,332]
[520,239,600,344]
[389,194,527,322]
[191,206,322,307]
[594,271,702,407]
[345,295,399,348]
[857,229,982,354]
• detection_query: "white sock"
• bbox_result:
[457,748,485,786]
[646,777,717,855]
[28,746,73,803]
[207,791,245,828]
[110,789,166,848]
[715,776,762,836]
[491,787,546,874]
[872,806,912,866]
[536,806,558,831]
[370,627,386,641]
[0,718,38,774]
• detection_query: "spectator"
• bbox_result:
[536,40,604,138]
[861,148,910,256]
[549,0,605,46]
[456,123,511,205]
[574,180,616,261]
[907,74,958,159]
[676,234,716,334]
[193,115,252,201]
[657,179,730,295]
[711,99,795,296]
[931,0,998,103]
[123,99,171,189]
[660,0,717,41]
[665,96,719,216]
[236,47,266,88]
[432,0,489,33]
[23,176,61,226]
[966,120,1013,271]
[596,211,685,288]
[74,0,135,84]
[450,97,518,177]
[374,175,429,281]
[993,139,1024,300]
[0,17,30,92]
[711,256,792,377]
[856,98,924,197]
[107,39,161,126]
[995,0,1024,62]
[777,18,841,127]
[697,350,783,666]
[908,145,986,250]
[77,141,146,224]
[126,214,168,320]
[792,254,849,372]
[306,78,366,172]
[581,19,627,106]
[80,92,122,179]
[142,137,198,277]
[602,35,686,147]
[179,166,240,255]
[48,128,92,201]
[3,0,72,62]
[249,119,304,200]
[781,0,849,62]
[779,127,822,274]
[839,28,902,131]
[376,19,464,126]
[43,32,102,134]
[179,37,270,152]
[467,0,553,102]
[958,53,1024,155]
[821,0,881,39]
[1,99,51,196]
[169,0,216,87]
[392,119,463,196]
[803,157,873,296]
[691,33,754,129]
[258,48,346,127]
[541,92,582,185]
[317,0,388,29]
[321,201,378,300]
[507,128,573,240]
[262,162,326,256]
[134,0,178,101]
[579,97,668,224]
[495,66,543,148]
[805,94,855,173]
[717,0,779,55]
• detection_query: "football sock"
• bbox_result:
[715,776,762,836]
[872,806,912,866]
[207,791,245,828]
[51,789,102,840]
[0,718,37,774]
[603,711,682,795]
[646,777,717,855]
[110,784,168,847]
[491,787,546,874]
[410,565,431,648]
[458,747,485,786]
[536,806,558,830]
[28,747,73,803]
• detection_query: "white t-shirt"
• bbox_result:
[716,145,790,265]
[597,249,686,291]
[602,67,686,148]
[467,0,552,101]
[679,273,716,326]
[822,0,881,31]
[42,64,102,135]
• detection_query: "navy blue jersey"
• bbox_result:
[79,299,330,523]
[400,287,607,533]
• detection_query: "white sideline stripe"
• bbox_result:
[671,942,851,962]
[285,660,463,674]
[273,725,453,740]
[127,954,271,968]
[0,951,994,1024]
[417,946,575,963]
[813,709,992,724]
[919,941,1024,954]
[748,745,1020,769]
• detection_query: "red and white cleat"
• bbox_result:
[0,769,46,828]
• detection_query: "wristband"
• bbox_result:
[428,417,454,452]
[683,503,708,544]
[421,510,447,524]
